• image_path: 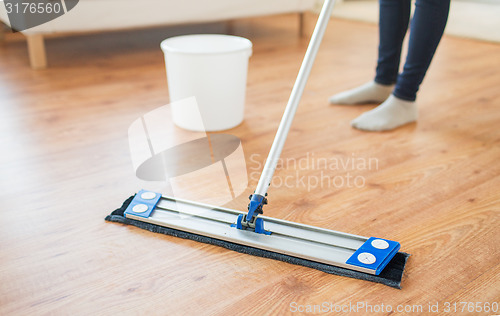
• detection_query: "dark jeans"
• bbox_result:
[374,0,450,101]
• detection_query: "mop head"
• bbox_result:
[105,196,410,289]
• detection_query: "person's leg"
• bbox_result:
[393,0,451,101]
[352,0,450,131]
[329,0,411,105]
[375,0,412,86]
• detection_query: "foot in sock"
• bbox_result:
[350,95,417,131]
[329,81,394,105]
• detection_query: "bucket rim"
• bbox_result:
[160,34,252,55]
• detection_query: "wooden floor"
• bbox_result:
[1,14,499,315]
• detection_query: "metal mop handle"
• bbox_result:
[245,0,337,224]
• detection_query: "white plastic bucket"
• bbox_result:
[161,34,252,132]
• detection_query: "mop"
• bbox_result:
[106,0,409,288]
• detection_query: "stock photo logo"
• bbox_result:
[249,152,379,191]
[128,97,248,207]
[2,0,79,32]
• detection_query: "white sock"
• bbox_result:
[350,95,417,131]
[329,81,394,105]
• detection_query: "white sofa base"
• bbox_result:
[0,0,315,69]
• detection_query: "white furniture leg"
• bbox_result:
[26,34,47,69]
[226,20,235,35]
[299,12,305,37]
[0,23,6,43]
